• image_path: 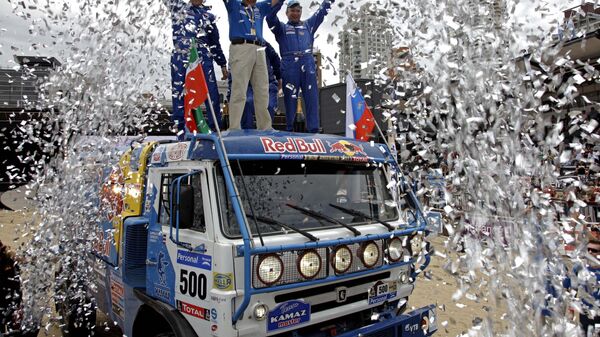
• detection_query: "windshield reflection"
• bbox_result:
[217,160,399,237]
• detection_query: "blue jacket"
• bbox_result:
[223,0,275,42]
[266,0,333,57]
[167,0,226,66]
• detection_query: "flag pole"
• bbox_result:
[205,77,258,247]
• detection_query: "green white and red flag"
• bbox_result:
[184,39,211,134]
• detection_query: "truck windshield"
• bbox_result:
[216,160,399,238]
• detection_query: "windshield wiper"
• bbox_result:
[286,203,361,237]
[255,216,319,242]
[329,203,395,231]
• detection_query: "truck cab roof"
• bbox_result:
[151,130,393,164]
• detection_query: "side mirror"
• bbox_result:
[178,185,194,229]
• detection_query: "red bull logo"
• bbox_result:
[261,137,326,154]
[329,140,367,157]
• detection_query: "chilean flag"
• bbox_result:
[345,74,375,141]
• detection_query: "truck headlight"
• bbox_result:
[257,254,283,285]
[253,303,269,321]
[297,250,321,279]
[331,245,352,274]
[410,234,423,256]
[387,238,404,263]
[360,241,379,268]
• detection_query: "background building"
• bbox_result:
[338,2,393,81]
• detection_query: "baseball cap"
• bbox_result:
[287,0,302,8]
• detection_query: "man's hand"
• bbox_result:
[221,66,229,80]
[278,79,283,92]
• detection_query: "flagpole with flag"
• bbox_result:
[345,74,375,142]
[184,38,211,135]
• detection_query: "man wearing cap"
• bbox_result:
[165,0,228,134]
[267,0,334,133]
[222,0,280,130]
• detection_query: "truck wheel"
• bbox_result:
[153,333,175,337]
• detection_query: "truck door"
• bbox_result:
[165,169,217,329]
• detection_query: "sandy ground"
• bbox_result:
[1,208,504,337]
[408,236,508,336]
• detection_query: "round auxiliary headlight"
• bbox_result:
[297,250,322,279]
[253,303,268,321]
[388,238,404,263]
[410,235,423,256]
[331,245,352,274]
[360,241,380,268]
[421,316,430,332]
[257,254,284,285]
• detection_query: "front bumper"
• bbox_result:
[336,305,437,337]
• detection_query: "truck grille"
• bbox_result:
[275,271,391,314]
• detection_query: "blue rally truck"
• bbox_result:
[76,131,437,337]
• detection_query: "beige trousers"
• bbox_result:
[228,44,272,130]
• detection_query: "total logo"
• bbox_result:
[328,140,367,157]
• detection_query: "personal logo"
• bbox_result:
[260,137,326,154]
[267,300,311,332]
[177,250,212,271]
[336,286,348,303]
[213,273,233,291]
[328,140,367,157]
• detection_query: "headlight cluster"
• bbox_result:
[253,235,423,288]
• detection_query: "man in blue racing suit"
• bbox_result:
[266,0,333,133]
[166,0,228,134]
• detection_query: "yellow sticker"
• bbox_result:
[213,272,234,291]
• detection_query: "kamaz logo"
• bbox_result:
[269,310,308,323]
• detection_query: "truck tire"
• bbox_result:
[153,333,175,337]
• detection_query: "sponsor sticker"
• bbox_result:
[267,300,311,332]
[260,137,326,154]
[167,143,189,161]
[328,140,367,157]
[154,286,171,302]
[177,250,212,271]
[367,281,398,306]
[213,273,233,291]
[177,300,210,320]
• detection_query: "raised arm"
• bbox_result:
[265,0,284,37]
[206,14,227,68]
[306,0,334,34]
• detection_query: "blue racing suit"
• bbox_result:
[266,0,333,133]
[227,42,281,129]
[166,0,227,132]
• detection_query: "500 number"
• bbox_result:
[179,269,207,300]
